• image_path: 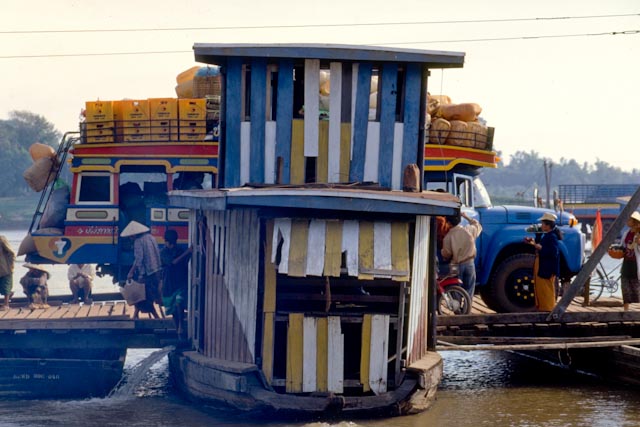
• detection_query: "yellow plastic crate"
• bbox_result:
[85,101,114,122]
[114,99,150,122]
[149,98,178,120]
[178,99,206,120]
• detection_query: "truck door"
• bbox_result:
[452,173,474,209]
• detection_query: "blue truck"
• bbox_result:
[424,143,585,312]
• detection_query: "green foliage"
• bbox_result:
[0,111,61,198]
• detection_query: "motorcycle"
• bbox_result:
[437,264,472,315]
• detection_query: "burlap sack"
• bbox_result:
[23,157,58,192]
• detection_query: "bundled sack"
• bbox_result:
[468,122,489,150]
[120,279,146,305]
[438,103,482,122]
[29,143,56,161]
[39,183,70,229]
[23,156,59,192]
[18,227,63,256]
[447,120,474,148]
[429,118,451,144]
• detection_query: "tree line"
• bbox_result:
[0,109,638,202]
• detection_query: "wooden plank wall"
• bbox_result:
[222,58,425,189]
[202,209,260,363]
[406,215,431,366]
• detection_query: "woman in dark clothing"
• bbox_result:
[620,211,640,311]
[526,212,563,311]
[160,229,191,336]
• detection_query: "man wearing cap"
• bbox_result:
[20,263,50,309]
[121,221,162,318]
[620,211,640,311]
[525,212,563,311]
[441,211,482,298]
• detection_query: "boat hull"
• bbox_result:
[168,349,442,418]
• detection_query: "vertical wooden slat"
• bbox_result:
[360,314,372,392]
[224,57,243,187]
[317,120,329,182]
[275,59,294,184]
[395,283,407,387]
[290,120,305,184]
[378,63,398,188]
[265,121,277,183]
[339,123,351,183]
[401,63,422,173]
[262,312,275,384]
[342,220,359,277]
[323,220,343,277]
[328,61,343,183]
[391,222,410,281]
[240,122,251,185]
[391,123,404,190]
[349,62,372,182]
[303,316,317,392]
[262,219,276,383]
[407,216,429,365]
[363,121,380,182]
[369,314,390,395]
[316,317,329,392]
[306,219,326,276]
[250,58,267,183]
[288,219,309,277]
[286,313,304,393]
[358,221,374,280]
[304,59,320,157]
[373,221,392,275]
[327,316,344,393]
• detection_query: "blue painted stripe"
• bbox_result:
[378,63,398,188]
[349,63,372,182]
[401,63,422,172]
[275,59,294,184]
[224,57,243,188]
[250,58,267,183]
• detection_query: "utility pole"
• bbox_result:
[544,160,552,209]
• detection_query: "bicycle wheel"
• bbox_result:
[438,285,472,315]
[587,267,619,302]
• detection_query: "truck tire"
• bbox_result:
[487,254,537,313]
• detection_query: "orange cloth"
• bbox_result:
[533,255,556,311]
[592,209,603,250]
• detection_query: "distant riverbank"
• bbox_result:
[0,194,39,229]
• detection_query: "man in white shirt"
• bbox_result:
[441,212,482,298]
[68,264,96,304]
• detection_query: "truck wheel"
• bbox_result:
[488,254,537,313]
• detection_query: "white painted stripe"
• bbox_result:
[240,121,251,185]
[303,317,318,392]
[272,218,292,274]
[306,219,326,276]
[327,316,344,393]
[341,220,359,277]
[406,215,429,364]
[304,59,320,157]
[328,62,343,183]
[373,222,392,275]
[369,314,390,395]
[265,121,276,184]
[363,121,380,182]
[391,123,404,191]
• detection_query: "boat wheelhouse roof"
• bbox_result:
[193,43,465,68]
[169,185,459,216]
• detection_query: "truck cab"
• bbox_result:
[424,144,585,312]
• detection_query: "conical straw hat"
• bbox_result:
[120,221,150,237]
[23,263,50,275]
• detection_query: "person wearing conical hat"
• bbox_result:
[0,235,15,310]
[121,221,162,319]
[20,263,50,310]
[525,212,563,311]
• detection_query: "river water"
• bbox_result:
[1,230,640,426]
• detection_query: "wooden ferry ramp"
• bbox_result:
[436,296,640,351]
[0,300,177,350]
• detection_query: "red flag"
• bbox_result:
[592,209,603,250]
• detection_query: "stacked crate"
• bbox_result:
[178,99,206,141]
[114,100,150,143]
[149,98,178,142]
[84,101,115,143]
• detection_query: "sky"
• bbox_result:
[2,0,639,171]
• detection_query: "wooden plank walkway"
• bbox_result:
[437,295,640,349]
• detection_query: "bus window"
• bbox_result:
[77,173,112,204]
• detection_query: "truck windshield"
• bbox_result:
[473,177,492,208]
